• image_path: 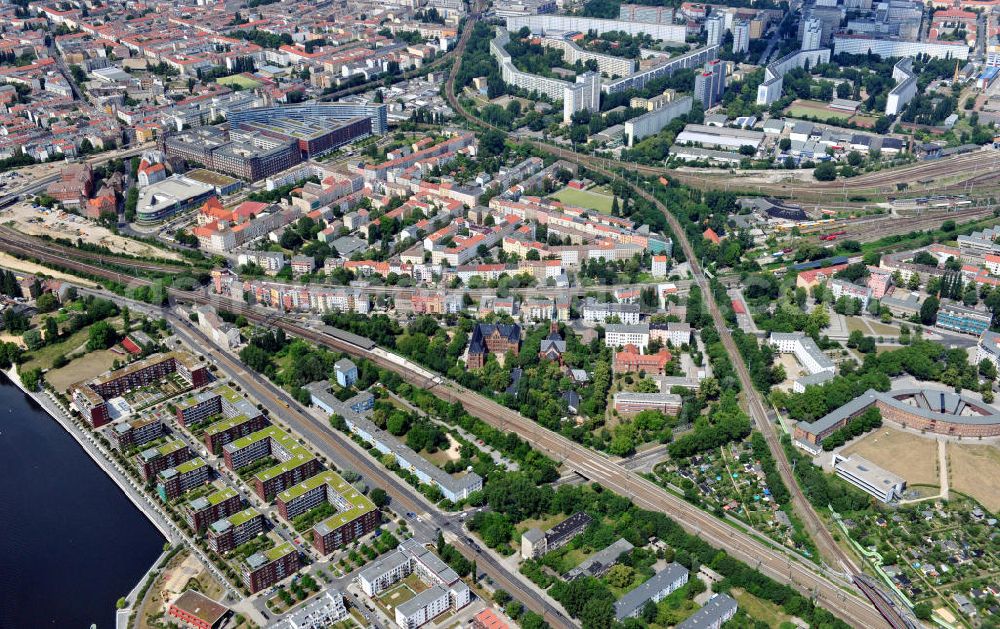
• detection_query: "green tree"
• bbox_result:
[35,292,58,313]
[22,329,44,350]
[605,564,635,588]
[87,320,118,350]
[913,602,932,620]
[369,487,389,507]
[814,161,837,181]
[919,295,939,325]
[480,129,506,158]
[980,359,997,381]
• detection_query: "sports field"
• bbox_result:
[550,186,618,214]
[840,428,938,486]
[217,75,262,89]
[784,100,851,123]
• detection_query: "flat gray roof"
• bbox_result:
[834,454,905,489]
[677,593,738,629]
[565,538,633,580]
[615,562,688,620]
[358,550,409,584]
[614,392,683,404]
[395,584,449,618]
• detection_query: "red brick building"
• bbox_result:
[242,543,300,593]
[612,345,672,375]
[467,323,521,370]
[46,163,93,206]
[167,590,229,629]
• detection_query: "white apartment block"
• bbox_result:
[885,58,916,116]
[651,321,691,346]
[828,278,872,309]
[732,19,750,53]
[395,586,451,629]
[832,35,969,60]
[236,251,285,273]
[769,332,835,379]
[490,28,601,123]
[506,14,687,43]
[583,298,641,324]
[606,323,650,352]
[522,298,556,321]
[358,551,412,597]
[541,36,635,77]
[977,330,1000,373]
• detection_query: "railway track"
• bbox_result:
[0,227,196,274]
[0,151,895,629]
[442,26,899,629]
[813,205,997,244]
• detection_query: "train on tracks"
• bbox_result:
[853,574,920,629]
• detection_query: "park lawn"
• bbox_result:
[841,428,938,486]
[949,443,1000,511]
[20,326,93,371]
[867,320,899,336]
[402,572,429,594]
[844,317,869,335]
[217,75,261,89]
[550,186,618,214]
[852,115,878,128]
[548,547,589,574]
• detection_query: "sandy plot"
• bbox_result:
[841,428,939,486]
[5,202,182,260]
[0,251,97,287]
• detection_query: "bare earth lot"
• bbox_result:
[3,202,182,260]
[948,443,1000,511]
[841,428,939,486]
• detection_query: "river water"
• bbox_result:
[0,373,164,628]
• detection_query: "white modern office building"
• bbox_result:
[833,454,906,503]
